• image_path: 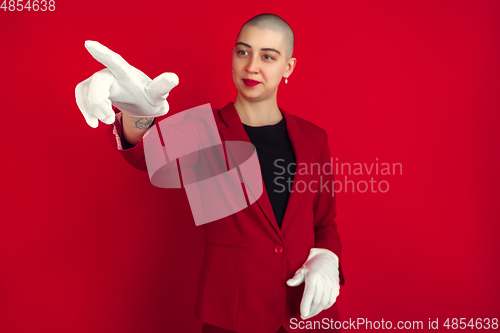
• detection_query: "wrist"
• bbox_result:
[309,248,339,264]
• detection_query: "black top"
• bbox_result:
[243,116,296,229]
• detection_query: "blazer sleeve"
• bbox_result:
[312,132,345,285]
[107,106,158,172]
[107,106,216,172]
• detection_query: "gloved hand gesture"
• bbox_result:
[75,40,179,128]
[287,248,340,320]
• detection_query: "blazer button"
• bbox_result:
[274,245,284,254]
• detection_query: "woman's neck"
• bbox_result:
[234,94,283,127]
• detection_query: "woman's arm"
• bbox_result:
[122,113,155,146]
[312,132,345,285]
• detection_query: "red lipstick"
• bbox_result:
[242,79,260,87]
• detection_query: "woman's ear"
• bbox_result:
[285,57,297,77]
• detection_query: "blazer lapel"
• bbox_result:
[217,102,283,238]
[279,109,316,235]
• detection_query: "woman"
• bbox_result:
[76,13,344,333]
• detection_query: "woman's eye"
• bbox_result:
[264,54,275,60]
[238,50,248,55]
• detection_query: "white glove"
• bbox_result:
[75,40,179,128]
[287,248,340,320]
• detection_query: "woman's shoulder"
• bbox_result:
[287,112,329,143]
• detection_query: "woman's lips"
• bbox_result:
[242,79,260,87]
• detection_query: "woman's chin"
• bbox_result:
[238,90,264,101]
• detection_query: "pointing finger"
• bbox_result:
[84,40,131,78]
[146,72,179,106]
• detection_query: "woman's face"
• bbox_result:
[232,25,294,102]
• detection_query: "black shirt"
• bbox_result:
[243,116,296,229]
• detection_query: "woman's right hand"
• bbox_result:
[75,40,179,128]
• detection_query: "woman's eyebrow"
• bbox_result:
[235,42,281,55]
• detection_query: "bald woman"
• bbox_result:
[76,13,344,333]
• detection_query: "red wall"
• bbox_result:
[1,0,499,332]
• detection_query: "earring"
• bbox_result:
[285,76,288,84]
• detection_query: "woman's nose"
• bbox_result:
[246,55,259,73]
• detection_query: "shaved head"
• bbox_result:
[236,13,295,61]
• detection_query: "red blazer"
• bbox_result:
[108,102,344,333]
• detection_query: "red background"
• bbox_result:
[1,0,499,332]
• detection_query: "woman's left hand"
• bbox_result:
[286,248,340,320]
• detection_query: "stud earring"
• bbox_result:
[285,76,288,84]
